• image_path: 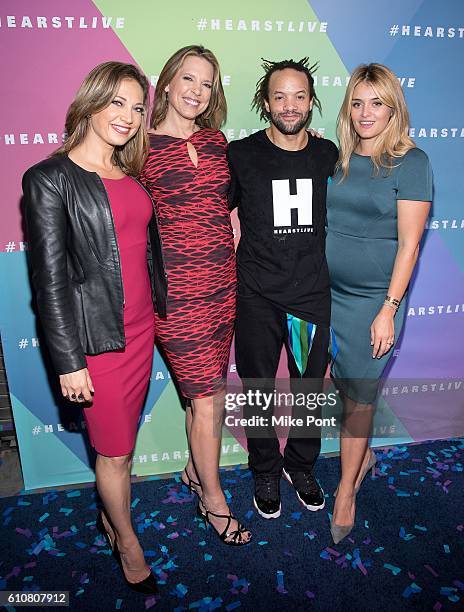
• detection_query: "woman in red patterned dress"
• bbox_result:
[140,46,251,545]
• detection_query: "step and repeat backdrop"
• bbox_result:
[0,0,462,489]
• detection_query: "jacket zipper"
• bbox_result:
[98,177,126,306]
[133,177,168,278]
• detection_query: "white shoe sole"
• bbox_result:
[282,469,325,511]
[253,496,281,519]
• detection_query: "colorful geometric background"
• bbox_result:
[0,0,462,489]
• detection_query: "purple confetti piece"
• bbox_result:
[305,591,315,599]
[16,528,32,538]
[225,602,241,611]
[144,596,157,609]
[424,564,439,577]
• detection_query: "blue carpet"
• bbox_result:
[0,439,463,611]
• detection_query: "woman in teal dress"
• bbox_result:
[326,64,432,543]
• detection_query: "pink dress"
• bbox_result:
[83,176,155,456]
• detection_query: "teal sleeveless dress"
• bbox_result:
[326,148,433,403]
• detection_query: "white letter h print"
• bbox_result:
[272,179,313,227]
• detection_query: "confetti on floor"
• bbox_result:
[0,439,462,611]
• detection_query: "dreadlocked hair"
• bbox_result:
[252,57,321,122]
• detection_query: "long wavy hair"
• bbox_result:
[150,45,227,130]
[54,62,150,176]
[337,63,415,177]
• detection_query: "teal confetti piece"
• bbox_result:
[131,497,140,508]
[66,490,81,498]
[444,544,450,553]
[384,563,402,576]
[204,553,212,561]
[115,599,122,609]
[59,508,73,516]
[258,541,268,546]
[414,524,427,531]
[38,513,49,523]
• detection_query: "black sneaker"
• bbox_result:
[283,469,325,511]
[253,473,281,519]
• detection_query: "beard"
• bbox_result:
[270,110,311,135]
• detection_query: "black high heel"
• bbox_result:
[181,467,202,498]
[196,502,252,546]
[96,512,158,595]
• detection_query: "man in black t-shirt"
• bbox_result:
[228,58,338,519]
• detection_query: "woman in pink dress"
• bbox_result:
[23,62,166,594]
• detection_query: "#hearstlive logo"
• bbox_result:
[18,338,40,350]
[4,241,28,253]
[195,17,329,33]
[388,24,464,38]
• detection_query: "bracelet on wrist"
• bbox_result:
[385,294,400,308]
[383,300,398,311]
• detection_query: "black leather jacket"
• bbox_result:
[22,154,167,375]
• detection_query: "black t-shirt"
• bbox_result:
[228,129,338,325]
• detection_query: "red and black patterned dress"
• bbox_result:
[140,128,236,398]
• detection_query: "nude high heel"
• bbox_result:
[333,449,377,497]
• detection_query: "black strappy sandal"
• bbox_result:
[196,503,252,546]
[181,467,202,497]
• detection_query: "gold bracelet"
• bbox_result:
[385,295,400,307]
[383,300,398,311]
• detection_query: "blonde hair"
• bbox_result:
[337,63,415,177]
[150,45,227,130]
[55,61,150,176]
